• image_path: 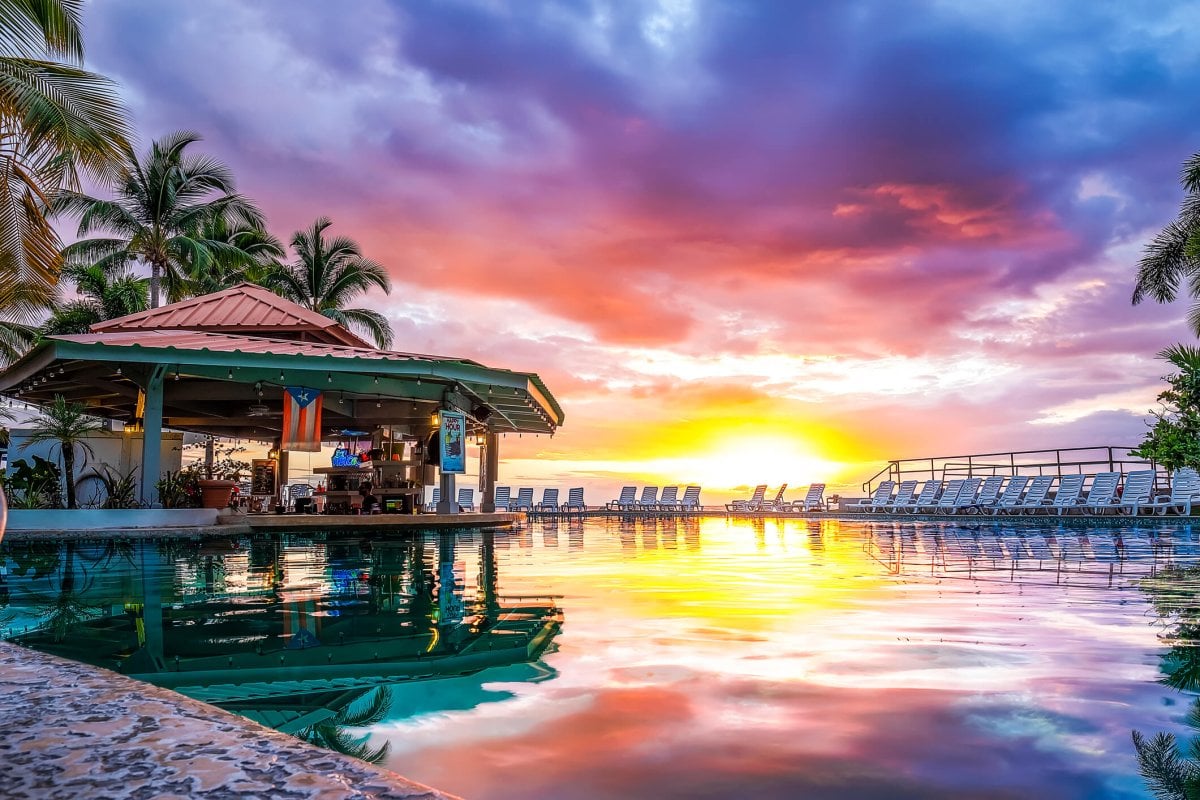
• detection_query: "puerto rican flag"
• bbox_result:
[282,387,323,452]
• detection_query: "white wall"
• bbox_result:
[6,429,183,506]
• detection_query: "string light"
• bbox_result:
[327,373,332,382]
[116,366,121,375]
[338,392,344,404]
[227,369,234,379]
[279,371,285,381]
[373,375,379,384]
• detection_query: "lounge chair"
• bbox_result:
[493,486,513,511]
[968,476,1006,513]
[608,486,637,512]
[947,477,983,514]
[1080,472,1121,514]
[793,483,825,512]
[513,487,534,512]
[990,475,1031,515]
[679,485,702,513]
[657,486,680,513]
[636,486,659,512]
[1113,470,1157,516]
[561,487,586,514]
[882,480,918,512]
[457,488,475,512]
[761,484,789,513]
[1012,476,1055,513]
[1148,468,1200,516]
[852,480,895,512]
[931,479,967,514]
[902,480,943,514]
[535,488,559,514]
[727,485,767,513]
[426,487,440,512]
[1048,474,1086,515]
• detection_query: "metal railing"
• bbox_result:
[861,445,1156,495]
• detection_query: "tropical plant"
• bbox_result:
[76,463,139,509]
[156,467,201,509]
[53,130,265,308]
[21,394,102,508]
[1131,345,1200,473]
[22,541,97,641]
[1134,151,1200,334]
[40,260,147,334]
[264,217,393,348]
[4,454,61,508]
[183,215,284,296]
[298,686,392,764]
[0,0,130,327]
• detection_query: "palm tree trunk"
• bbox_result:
[63,445,76,509]
[149,259,161,308]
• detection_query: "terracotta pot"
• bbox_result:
[198,479,237,509]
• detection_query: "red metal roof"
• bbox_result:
[55,329,468,364]
[90,283,372,348]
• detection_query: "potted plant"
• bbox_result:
[197,443,249,509]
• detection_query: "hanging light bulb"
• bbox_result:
[376,397,382,408]
[227,369,234,379]
[338,392,344,404]
[373,375,379,384]
[116,366,122,375]
[327,372,332,382]
[174,370,180,381]
[279,371,285,381]
[416,377,421,386]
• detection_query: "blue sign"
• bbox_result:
[439,410,467,474]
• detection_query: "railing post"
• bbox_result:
[1009,452,1015,476]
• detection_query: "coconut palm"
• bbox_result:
[183,214,284,296]
[0,0,130,322]
[265,217,393,348]
[54,130,265,308]
[22,393,102,509]
[40,260,147,334]
[299,686,392,764]
[1133,152,1200,334]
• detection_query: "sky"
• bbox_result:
[77,0,1200,500]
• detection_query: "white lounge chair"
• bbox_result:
[680,485,702,512]
[1048,474,1086,515]
[426,487,440,512]
[853,480,895,512]
[931,479,967,513]
[882,480,918,512]
[1113,470,1157,516]
[948,477,983,514]
[1012,476,1055,514]
[493,486,513,511]
[727,485,767,513]
[561,487,586,514]
[1148,469,1200,516]
[636,486,659,512]
[535,488,559,514]
[608,486,636,512]
[969,476,1006,512]
[1080,472,1121,514]
[793,483,825,512]
[513,487,535,512]
[457,488,475,512]
[989,475,1030,514]
[903,480,943,514]
[761,484,789,513]
[657,486,680,513]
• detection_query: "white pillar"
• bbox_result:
[139,365,166,506]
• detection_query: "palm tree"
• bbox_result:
[265,217,393,348]
[41,260,147,334]
[1133,151,1200,333]
[299,686,392,764]
[183,214,284,296]
[22,394,102,509]
[0,0,130,322]
[54,130,265,308]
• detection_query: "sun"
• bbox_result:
[677,435,842,493]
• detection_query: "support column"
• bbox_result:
[481,432,498,512]
[277,450,290,509]
[437,469,456,514]
[139,364,165,507]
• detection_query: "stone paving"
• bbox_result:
[0,642,459,800]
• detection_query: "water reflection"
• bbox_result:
[5,519,1200,799]
[0,529,562,756]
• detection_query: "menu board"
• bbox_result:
[251,459,277,496]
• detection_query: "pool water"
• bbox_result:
[4,517,1200,799]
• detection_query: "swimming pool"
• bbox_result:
[3,517,1197,799]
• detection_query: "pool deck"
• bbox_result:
[0,641,459,800]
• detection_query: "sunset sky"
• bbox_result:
[78,1,1199,499]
